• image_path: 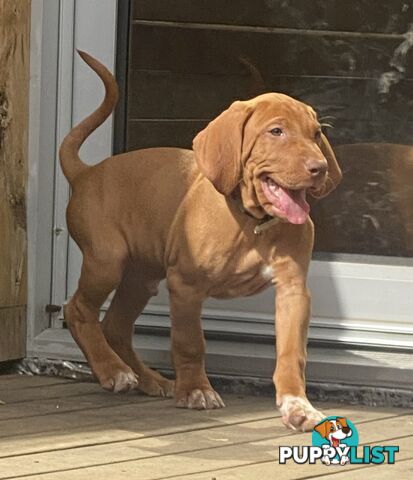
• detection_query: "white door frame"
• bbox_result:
[27,0,118,351]
[27,0,413,387]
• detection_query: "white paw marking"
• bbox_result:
[278,395,324,431]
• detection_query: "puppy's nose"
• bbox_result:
[306,160,328,177]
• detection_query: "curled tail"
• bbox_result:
[59,50,119,185]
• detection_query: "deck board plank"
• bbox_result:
[0,395,279,455]
[317,457,413,479]
[0,375,72,390]
[1,396,404,457]
[0,381,102,404]
[0,391,163,421]
[5,433,411,480]
[0,375,410,479]
[0,413,410,478]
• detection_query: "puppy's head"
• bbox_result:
[193,93,342,224]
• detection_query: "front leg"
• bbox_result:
[273,223,324,431]
[274,284,324,430]
[168,274,225,410]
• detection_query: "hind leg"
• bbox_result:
[65,251,139,393]
[102,269,174,397]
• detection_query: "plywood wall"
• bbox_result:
[0,0,31,361]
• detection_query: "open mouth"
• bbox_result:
[260,176,310,225]
[331,437,340,448]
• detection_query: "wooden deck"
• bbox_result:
[0,374,412,479]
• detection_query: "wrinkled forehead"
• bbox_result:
[245,93,319,129]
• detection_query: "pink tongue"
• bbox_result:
[277,186,309,224]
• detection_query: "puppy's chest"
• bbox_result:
[208,246,276,299]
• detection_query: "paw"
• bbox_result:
[138,369,175,398]
[95,363,139,393]
[340,455,349,465]
[278,395,324,432]
[321,455,331,465]
[176,388,225,410]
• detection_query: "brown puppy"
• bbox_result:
[60,51,342,431]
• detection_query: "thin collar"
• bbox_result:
[230,190,280,235]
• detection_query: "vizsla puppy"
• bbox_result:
[60,51,342,431]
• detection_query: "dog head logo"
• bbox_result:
[314,417,352,448]
[312,416,359,465]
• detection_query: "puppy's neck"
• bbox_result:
[229,187,280,235]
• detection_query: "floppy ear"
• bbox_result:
[192,101,254,195]
[314,421,329,438]
[310,133,343,198]
[336,417,348,428]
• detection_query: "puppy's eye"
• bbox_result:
[330,426,335,432]
[337,424,342,429]
[315,130,322,142]
[270,127,283,136]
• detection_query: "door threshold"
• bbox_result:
[29,327,413,403]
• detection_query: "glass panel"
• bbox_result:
[309,35,413,257]
[124,0,413,258]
